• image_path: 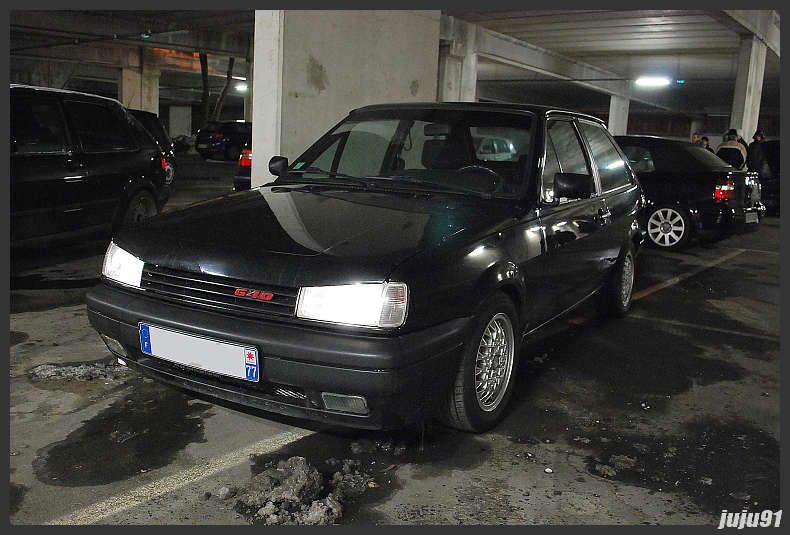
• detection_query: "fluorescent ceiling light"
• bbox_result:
[635,77,671,86]
[236,84,248,91]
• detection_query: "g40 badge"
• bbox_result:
[244,348,259,381]
[234,288,274,301]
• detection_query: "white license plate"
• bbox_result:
[745,212,759,223]
[196,143,208,149]
[139,323,259,382]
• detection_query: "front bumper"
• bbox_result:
[86,282,470,429]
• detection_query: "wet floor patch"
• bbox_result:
[10,482,28,516]
[579,418,780,514]
[26,356,133,409]
[33,381,212,486]
[10,331,29,346]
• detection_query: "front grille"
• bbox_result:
[141,264,298,317]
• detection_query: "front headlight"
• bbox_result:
[102,241,144,288]
[296,282,408,328]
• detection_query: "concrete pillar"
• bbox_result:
[607,93,630,136]
[244,57,254,122]
[437,22,477,102]
[251,10,441,188]
[730,35,766,142]
[169,106,192,138]
[251,10,285,187]
[118,49,160,112]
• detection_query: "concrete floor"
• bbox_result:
[9,157,781,524]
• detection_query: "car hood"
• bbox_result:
[114,185,514,288]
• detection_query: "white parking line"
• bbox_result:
[45,428,313,525]
[632,248,746,301]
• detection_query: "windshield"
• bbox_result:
[282,108,535,197]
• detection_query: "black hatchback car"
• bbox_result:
[130,109,177,185]
[195,120,252,161]
[615,135,764,249]
[11,84,169,248]
[87,103,645,432]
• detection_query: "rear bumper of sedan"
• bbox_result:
[86,282,469,429]
[693,200,765,236]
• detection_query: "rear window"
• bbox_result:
[685,145,732,169]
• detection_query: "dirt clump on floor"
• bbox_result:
[228,456,374,525]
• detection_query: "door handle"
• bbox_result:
[597,207,612,223]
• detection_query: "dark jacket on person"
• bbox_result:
[747,139,765,172]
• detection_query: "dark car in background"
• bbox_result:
[130,109,177,185]
[759,139,779,215]
[11,84,169,248]
[195,120,251,161]
[87,103,645,432]
[233,141,253,191]
[615,135,764,250]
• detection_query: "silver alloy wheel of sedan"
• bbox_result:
[647,207,686,247]
[475,312,515,412]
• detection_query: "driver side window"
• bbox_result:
[542,120,592,202]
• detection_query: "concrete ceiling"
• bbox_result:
[10,10,780,118]
[445,10,780,117]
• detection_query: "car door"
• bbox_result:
[62,99,143,230]
[538,117,610,319]
[10,92,86,243]
[577,120,639,277]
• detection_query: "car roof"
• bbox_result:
[614,134,697,147]
[10,83,124,107]
[350,101,606,125]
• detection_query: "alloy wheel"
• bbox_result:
[647,208,686,247]
[475,313,515,412]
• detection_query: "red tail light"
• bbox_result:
[161,158,167,170]
[210,133,224,138]
[239,149,252,167]
[715,179,735,199]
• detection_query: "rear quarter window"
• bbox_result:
[64,100,139,153]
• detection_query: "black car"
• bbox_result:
[615,135,764,249]
[759,139,779,215]
[130,109,177,185]
[87,103,645,432]
[233,141,253,192]
[11,84,169,248]
[195,120,252,161]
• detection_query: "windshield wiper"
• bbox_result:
[283,167,376,188]
[364,175,495,199]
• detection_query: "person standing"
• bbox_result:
[691,132,703,146]
[716,132,747,169]
[701,136,714,153]
[747,130,766,172]
[734,129,749,152]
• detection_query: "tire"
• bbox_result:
[164,158,176,185]
[596,243,636,318]
[646,205,692,249]
[442,292,521,433]
[121,190,159,228]
[225,145,240,162]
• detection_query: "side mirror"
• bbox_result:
[553,173,593,200]
[269,156,288,176]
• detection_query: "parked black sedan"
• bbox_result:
[195,120,251,161]
[87,103,645,432]
[615,135,764,249]
[760,139,779,215]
